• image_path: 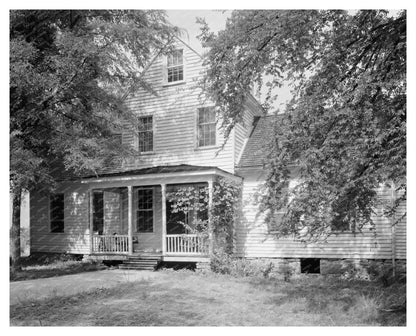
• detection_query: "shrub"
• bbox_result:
[210,252,276,278]
[278,263,293,282]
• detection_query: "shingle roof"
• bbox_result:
[237,115,277,168]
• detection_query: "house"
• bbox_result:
[28,39,406,274]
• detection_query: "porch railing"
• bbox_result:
[166,234,208,255]
[92,235,129,253]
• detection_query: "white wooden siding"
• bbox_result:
[30,182,90,254]
[394,200,406,259]
[235,170,406,260]
[121,42,235,173]
[234,108,254,164]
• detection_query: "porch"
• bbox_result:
[82,165,241,261]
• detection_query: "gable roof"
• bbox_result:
[237,115,277,168]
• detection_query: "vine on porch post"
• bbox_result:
[165,177,242,256]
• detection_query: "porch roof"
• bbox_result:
[81,164,242,184]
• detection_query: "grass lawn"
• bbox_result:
[10,254,108,282]
[10,270,406,326]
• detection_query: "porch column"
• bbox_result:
[161,184,167,255]
[127,186,133,255]
[89,190,94,254]
[208,180,214,256]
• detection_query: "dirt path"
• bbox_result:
[10,269,160,305]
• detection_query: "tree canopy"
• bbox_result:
[9,10,179,264]
[10,10,179,195]
[199,10,406,239]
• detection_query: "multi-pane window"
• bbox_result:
[137,188,153,233]
[138,116,153,153]
[197,108,216,147]
[167,50,184,83]
[50,194,64,233]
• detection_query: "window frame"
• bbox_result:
[49,193,65,233]
[137,115,154,154]
[330,217,355,233]
[135,187,155,233]
[196,107,217,148]
[163,49,185,86]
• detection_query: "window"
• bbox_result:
[267,212,286,233]
[331,208,354,232]
[93,191,104,234]
[50,194,64,233]
[138,116,153,153]
[167,50,184,83]
[137,188,154,232]
[197,108,216,147]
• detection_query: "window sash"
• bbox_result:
[167,50,184,83]
[136,189,154,233]
[50,194,64,233]
[197,108,216,147]
[138,116,153,152]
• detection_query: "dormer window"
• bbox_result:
[167,50,184,83]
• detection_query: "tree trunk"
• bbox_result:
[10,191,21,270]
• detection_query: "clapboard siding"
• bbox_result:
[395,200,406,259]
[30,182,90,254]
[118,41,236,173]
[235,169,405,260]
[234,108,253,163]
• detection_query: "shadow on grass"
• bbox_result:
[10,253,108,282]
[247,275,406,326]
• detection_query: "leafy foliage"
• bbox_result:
[10,10,179,195]
[166,177,242,254]
[199,10,406,239]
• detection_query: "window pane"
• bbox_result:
[137,211,153,232]
[198,109,216,147]
[138,116,153,152]
[138,189,153,210]
[167,50,184,83]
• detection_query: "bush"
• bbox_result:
[278,263,293,282]
[366,262,406,286]
[210,252,275,278]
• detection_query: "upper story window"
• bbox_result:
[197,107,216,147]
[136,188,154,233]
[167,50,184,83]
[138,116,153,153]
[50,193,64,233]
[331,216,354,232]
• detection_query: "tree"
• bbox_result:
[199,10,406,240]
[10,10,179,266]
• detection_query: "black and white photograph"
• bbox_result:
[7,2,408,327]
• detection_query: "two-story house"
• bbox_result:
[29,39,406,274]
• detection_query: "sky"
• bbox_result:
[166,10,230,54]
[166,9,292,112]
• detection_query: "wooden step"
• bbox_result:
[118,255,161,271]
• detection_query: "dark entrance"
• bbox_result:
[93,191,104,234]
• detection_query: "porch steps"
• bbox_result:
[118,255,162,271]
